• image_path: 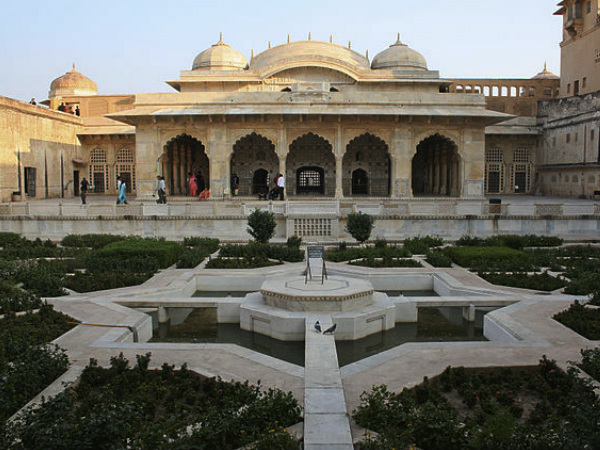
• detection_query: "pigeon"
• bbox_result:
[314,320,321,333]
[323,323,337,335]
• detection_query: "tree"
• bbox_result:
[247,209,276,243]
[346,212,374,244]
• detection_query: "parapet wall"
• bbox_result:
[0,199,598,241]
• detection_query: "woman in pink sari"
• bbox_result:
[189,175,198,197]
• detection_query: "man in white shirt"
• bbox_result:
[277,173,285,200]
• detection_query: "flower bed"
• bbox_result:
[553,301,600,340]
[3,353,301,450]
[0,303,74,421]
[478,272,567,292]
[353,357,600,450]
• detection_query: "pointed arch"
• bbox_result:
[230,132,278,196]
[343,133,390,196]
[162,134,207,196]
[287,132,335,197]
[411,133,461,197]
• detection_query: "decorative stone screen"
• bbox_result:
[293,218,332,237]
[90,148,108,193]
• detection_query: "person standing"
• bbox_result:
[118,178,127,205]
[156,176,167,204]
[80,177,89,204]
[277,173,285,200]
[231,173,240,196]
[188,173,198,197]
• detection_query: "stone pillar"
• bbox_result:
[172,143,180,195]
[208,125,229,198]
[179,145,186,195]
[335,124,344,198]
[391,128,411,197]
[440,148,448,195]
[277,127,287,196]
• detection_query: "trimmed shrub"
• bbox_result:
[4,354,302,450]
[0,232,23,248]
[205,257,282,269]
[346,212,374,244]
[182,237,220,250]
[90,238,183,270]
[554,301,600,340]
[327,245,411,263]
[349,257,422,268]
[219,242,303,263]
[247,209,276,243]
[425,249,453,268]
[60,234,129,250]
[286,235,302,249]
[0,281,43,314]
[479,272,567,292]
[404,236,444,255]
[62,271,153,293]
[444,246,530,271]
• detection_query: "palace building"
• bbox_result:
[3,16,589,204]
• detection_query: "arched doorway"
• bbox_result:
[287,133,335,197]
[162,134,208,196]
[343,133,390,196]
[412,134,460,197]
[352,169,368,195]
[252,168,270,195]
[231,133,278,196]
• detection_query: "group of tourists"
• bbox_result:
[57,102,80,116]
[257,173,285,200]
[187,172,209,200]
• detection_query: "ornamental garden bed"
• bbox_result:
[2,353,302,450]
[353,356,600,450]
[0,302,75,422]
[553,301,600,340]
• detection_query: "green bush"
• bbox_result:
[444,246,530,271]
[403,236,444,255]
[0,281,43,314]
[479,272,567,292]
[349,257,422,268]
[354,357,600,450]
[60,234,129,249]
[346,212,374,243]
[579,348,600,381]
[425,249,453,267]
[455,234,563,250]
[62,271,153,293]
[327,245,411,263]
[219,242,303,263]
[91,238,183,270]
[247,209,277,243]
[4,354,302,450]
[286,235,302,249]
[205,257,282,269]
[0,304,73,421]
[182,237,220,250]
[0,232,23,248]
[14,260,66,297]
[553,301,600,340]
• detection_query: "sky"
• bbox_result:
[1,0,563,103]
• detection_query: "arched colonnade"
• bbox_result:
[159,131,462,198]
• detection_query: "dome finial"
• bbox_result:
[72,62,76,72]
[287,33,290,43]
[348,40,352,49]
[308,32,312,41]
[330,35,333,43]
[217,32,224,45]
[544,61,548,71]
[268,41,271,49]
[365,49,369,59]
[397,32,401,42]
[251,48,254,58]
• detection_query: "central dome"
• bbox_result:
[192,34,248,71]
[250,39,370,79]
[371,34,428,71]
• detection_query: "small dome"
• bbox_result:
[49,64,98,98]
[192,34,248,71]
[531,62,559,80]
[371,34,428,71]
